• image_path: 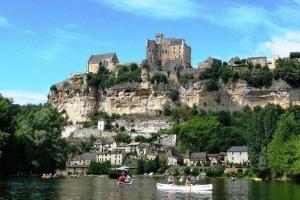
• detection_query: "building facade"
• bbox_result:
[87,53,119,73]
[198,57,222,69]
[146,33,191,72]
[96,149,126,166]
[246,57,267,67]
[227,146,248,165]
[94,138,117,153]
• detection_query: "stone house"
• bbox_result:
[96,149,126,166]
[246,57,267,67]
[66,152,96,175]
[94,138,117,153]
[226,146,248,166]
[198,57,222,69]
[184,151,207,166]
[146,33,192,72]
[146,148,179,166]
[87,53,119,73]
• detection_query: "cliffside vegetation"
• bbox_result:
[0,94,68,176]
[199,52,300,89]
[86,64,141,89]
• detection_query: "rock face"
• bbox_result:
[48,73,300,123]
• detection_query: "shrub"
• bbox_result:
[151,73,168,84]
[113,133,131,144]
[184,167,191,175]
[205,168,224,177]
[191,168,200,176]
[172,168,180,176]
[167,89,179,102]
[206,79,218,91]
[163,103,172,116]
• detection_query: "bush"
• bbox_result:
[191,168,200,176]
[172,168,180,176]
[184,167,191,175]
[244,67,273,88]
[151,73,168,84]
[274,60,300,87]
[113,133,131,144]
[205,168,224,177]
[87,161,111,175]
[163,103,172,116]
[206,79,218,91]
[290,52,300,59]
[167,89,179,102]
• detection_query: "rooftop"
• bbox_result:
[88,53,117,64]
[227,146,248,152]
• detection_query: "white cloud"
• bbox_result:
[100,0,201,19]
[258,31,300,57]
[38,28,89,60]
[0,16,11,28]
[0,90,47,105]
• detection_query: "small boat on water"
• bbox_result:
[156,183,213,193]
[118,181,133,185]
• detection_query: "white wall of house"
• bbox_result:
[227,152,248,164]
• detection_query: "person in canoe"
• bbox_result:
[125,174,132,183]
[118,174,126,184]
[185,176,192,186]
[167,176,175,185]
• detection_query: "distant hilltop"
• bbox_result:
[48,33,300,123]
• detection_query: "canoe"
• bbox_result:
[156,183,213,193]
[118,181,133,185]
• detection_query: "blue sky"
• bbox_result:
[1,0,300,104]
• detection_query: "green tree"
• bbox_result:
[88,161,111,175]
[151,73,168,84]
[167,89,179,102]
[114,133,131,144]
[268,112,300,177]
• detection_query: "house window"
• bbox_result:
[232,157,234,160]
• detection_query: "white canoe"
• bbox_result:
[156,183,213,193]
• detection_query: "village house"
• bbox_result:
[94,138,117,153]
[184,151,207,166]
[96,149,126,166]
[198,57,222,70]
[66,152,96,175]
[227,146,248,166]
[87,53,119,73]
[146,148,179,166]
[207,154,220,167]
[246,56,267,67]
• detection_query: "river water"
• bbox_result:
[0,176,299,200]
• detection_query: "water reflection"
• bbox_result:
[0,177,299,200]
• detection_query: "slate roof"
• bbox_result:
[227,146,248,152]
[190,152,207,161]
[71,152,96,161]
[88,53,117,64]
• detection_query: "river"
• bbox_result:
[0,177,299,200]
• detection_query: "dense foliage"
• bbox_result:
[151,73,168,84]
[274,60,300,87]
[136,156,166,174]
[167,89,179,102]
[199,58,300,89]
[87,64,142,89]
[87,161,111,175]
[0,95,68,176]
[113,133,131,144]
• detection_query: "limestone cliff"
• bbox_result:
[48,73,300,123]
